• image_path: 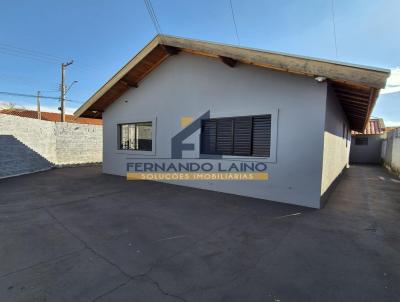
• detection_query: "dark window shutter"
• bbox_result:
[233,117,252,156]
[201,114,272,157]
[216,118,233,155]
[201,120,217,154]
[252,115,271,157]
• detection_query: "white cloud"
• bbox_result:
[0,101,19,109]
[24,104,77,115]
[385,120,400,127]
[0,100,77,114]
[381,67,400,94]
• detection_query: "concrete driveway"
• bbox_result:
[0,165,399,302]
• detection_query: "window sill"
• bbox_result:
[115,150,155,156]
[200,154,276,163]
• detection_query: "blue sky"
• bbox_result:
[0,0,399,125]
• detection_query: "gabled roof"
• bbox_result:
[1,109,102,125]
[352,118,385,135]
[74,34,390,132]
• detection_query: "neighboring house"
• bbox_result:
[0,109,102,125]
[75,35,390,208]
[350,118,386,164]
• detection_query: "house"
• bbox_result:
[0,109,102,125]
[350,118,386,164]
[74,35,390,208]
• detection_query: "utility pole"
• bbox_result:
[60,60,73,122]
[36,91,41,120]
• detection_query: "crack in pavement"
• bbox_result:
[33,201,276,302]
[0,247,86,279]
[44,208,132,279]
[175,213,299,297]
[144,275,187,302]
[92,274,188,302]
[2,205,300,301]
[91,281,129,302]
[88,214,249,302]
[43,207,187,302]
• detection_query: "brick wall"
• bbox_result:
[55,122,102,165]
[0,113,102,178]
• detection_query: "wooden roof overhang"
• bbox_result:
[74,35,390,132]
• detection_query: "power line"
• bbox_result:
[0,73,59,88]
[0,91,79,103]
[150,0,163,34]
[229,0,241,45]
[0,49,94,73]
[144,0,163,36]
[144,0,157,33]
[331,0,338,59]
[0,42,66,61]
[0,48,61,65]
[40,88,60,93]
[0,43,95,72]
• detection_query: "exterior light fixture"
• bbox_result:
[314,76,327,82]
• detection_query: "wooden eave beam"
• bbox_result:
[160,35,390,88]
[74,35,161,118]
[336,93,370,103]
[347,112,367,119]
[340,101,368,110]
[219,56,238,68]
[162,45,181,55]
[341,107,368,115]
[339,97,369,106]
[335,89,370,99]
[340,102,369,111]
[338,97,370,107]
[120,79,138,88]
[332,82,371,92]
[362,88,378,131]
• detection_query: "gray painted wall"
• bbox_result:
[321,86,350,197]
[103,53,331,208]
[350,134,384,164]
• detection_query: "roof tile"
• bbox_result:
[0,109,102,125]
[352,118,384,135]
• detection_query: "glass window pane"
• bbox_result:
[129,124,136,150]
[120,124,129,149]
[136,122,152,151]
[119,122,152,151]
